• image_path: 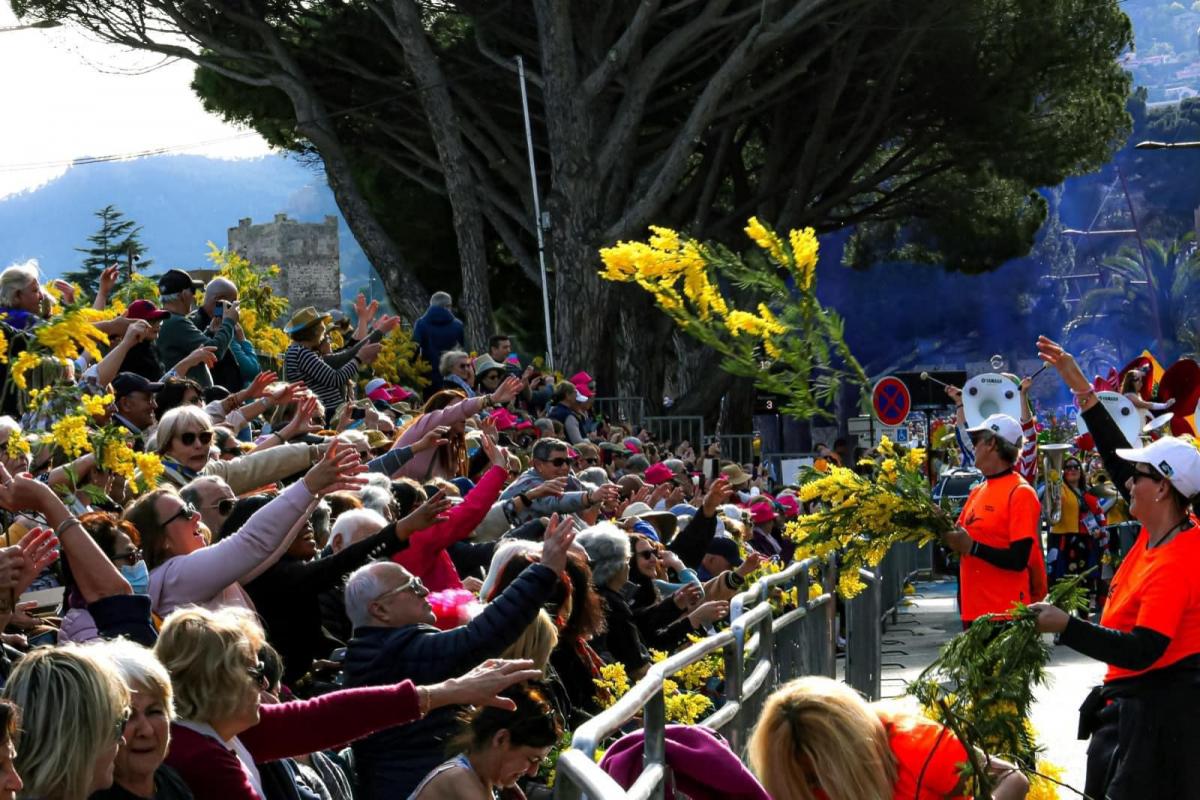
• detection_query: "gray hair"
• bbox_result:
[532,437,569,462]
[439,349,470,377]
[152,405,215,455]
[430,291,453,308]
[330,507,387,551]
[345,561,402,630]
[0,260,38,307]
[533,418,555,435]
[359,485,394,519]
[311,499,332,548]
[577,522,631,586]
[480,539,541,600]
[626,454,650,474]
[578,467,609,487]
[89,638,175,720]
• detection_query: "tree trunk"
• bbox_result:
[389,0,494,348]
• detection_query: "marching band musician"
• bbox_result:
[941,413,1042,630]
[1032,335,1200,800]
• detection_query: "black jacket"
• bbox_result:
[245,522,408,685]
[343,562,558,800]
[594,585,651,676]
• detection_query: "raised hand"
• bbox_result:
[426,658,544,711]
[182,345,218,371]
[702,477,734,516]
[359,342,383,364]
[481,433,509,469]
[302,440,368,495]
[413,426,450,454]
[688,600,729,628]
[99,265,121,296]
[15,527,58,596]
[672,581,703,610]
[121,319,151,345]
[282,394,323,439]
[540,513,578,573]
[491,375,523,405]
[528,476,567,500]
[245,371,278,400]
[736,551,768,578]
[398,489,454,536]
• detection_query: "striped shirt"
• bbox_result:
[284,343,359,415]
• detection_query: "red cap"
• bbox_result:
[776,495,800,518]
[126,299,169,322]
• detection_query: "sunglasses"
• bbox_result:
[162,502,198,527]
[246,660,268,686]
[207,498,236,516]
[583,458,601,466]
[542,457,571,467]
[111,548,144,567]
[1132,467,1163,483]
[1064,464,1081,471]
[636,550,659,561]
[179,430,214,447]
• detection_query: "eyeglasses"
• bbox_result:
[207,498,236,516]
[179,430,214,447]
[583,458,601,466]
[542,457,570,467]
[161,502,198,527]
[111,548,144,567]
[375,575,428,604]
[113,709,131,742]
[636,550,659,561]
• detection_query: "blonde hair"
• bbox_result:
[155,606,264,724]
[499,610,559,670]
[2,646,130,800]
[749,676,895,800]
[91,638,175,721]
[151,405,214,455]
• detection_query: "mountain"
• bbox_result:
[0,153,378,306]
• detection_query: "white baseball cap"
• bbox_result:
[1116,436,1200,499]
[965,413,1023,446]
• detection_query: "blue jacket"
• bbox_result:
[412,306,464,390]
[343,563,558,799]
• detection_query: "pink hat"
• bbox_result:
[570,370,596,398]
[622,436,643,454]
[776,495,800,518]
[601,725,770,800]
[745,502,776,524]
[364,378,414,404]
[643,463,674,486]
[489,408,533,432]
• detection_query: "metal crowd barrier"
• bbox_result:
[716,434,756,466]
[845,568,882,700]
[554,560,835,800]
[592,397,646,429]
[641,415,705,454]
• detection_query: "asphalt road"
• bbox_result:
[878,578,1105,796]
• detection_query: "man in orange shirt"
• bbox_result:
[943,413,1043,628]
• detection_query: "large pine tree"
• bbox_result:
[65,205,152,297]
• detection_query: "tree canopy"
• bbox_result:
[11,0,1134,406]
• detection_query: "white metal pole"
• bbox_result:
[516,55,555,371]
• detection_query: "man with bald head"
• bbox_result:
[189,276,260,392]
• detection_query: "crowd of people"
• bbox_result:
[0,267,833,800]
[0,258,1192,800]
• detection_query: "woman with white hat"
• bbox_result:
[1033,336,1200,800]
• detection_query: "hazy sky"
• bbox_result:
[0,7,271,199]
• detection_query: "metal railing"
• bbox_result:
[592,397,646,429]
[846,568,882,700]
[554,560,835,800]
[716,434,756,466]
[641,415,705,453]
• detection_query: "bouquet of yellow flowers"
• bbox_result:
[785,436,954,598]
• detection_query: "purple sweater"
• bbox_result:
[148,479,316,617]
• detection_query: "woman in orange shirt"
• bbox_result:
[748,676,1028,800]
[1033,336,1200,800]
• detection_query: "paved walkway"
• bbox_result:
[879,578,1104,795]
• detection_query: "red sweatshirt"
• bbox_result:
[166,681,420,800]
[393,465,507,592]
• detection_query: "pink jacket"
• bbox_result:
[392,465,506,591]
[389,395,487,481]
[148,479,315,618]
